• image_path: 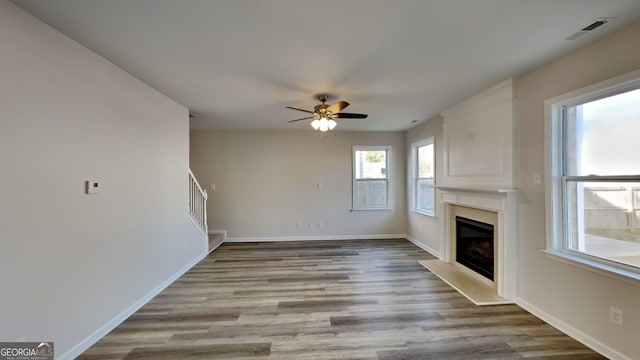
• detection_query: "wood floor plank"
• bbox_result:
[122,343,271,359]
[77,239,606,359]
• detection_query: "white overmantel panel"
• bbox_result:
[438,186,519,301]
[442,78,515,188]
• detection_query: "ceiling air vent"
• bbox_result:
[581,19,608,31]
[566,18,611,40]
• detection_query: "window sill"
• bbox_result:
[351,208,392,211]
[541,249,640,286]
[409,209,436,217]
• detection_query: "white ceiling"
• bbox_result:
[13,0,640,131]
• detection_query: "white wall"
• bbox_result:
[441,78,515,189]
[405,116,443,255]
[190,130,406,240]
[515,21,640,359]
[0,1,206,358]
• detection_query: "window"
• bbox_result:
[353,146,390,210]
[411,138,435,216]
[548,74,640,278]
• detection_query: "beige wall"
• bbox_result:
[515,21,640,359]
[0,2,206,358]
[190,129,407,239]
[405,115,443,255]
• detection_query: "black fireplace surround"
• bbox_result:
[455,216,494,281]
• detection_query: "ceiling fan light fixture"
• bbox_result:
[318,117,329,132]
[286,95,367,136]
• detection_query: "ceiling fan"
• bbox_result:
[286,94,368,132]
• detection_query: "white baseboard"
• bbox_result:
[224,233,407,242]
[516,297,632,360]
[405,235,440,257]
[59,251,208,360]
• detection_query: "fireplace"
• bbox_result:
[430,187,518,303]
[455,216,494,281]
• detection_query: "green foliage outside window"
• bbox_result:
[365,151,385,163]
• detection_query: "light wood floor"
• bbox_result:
[78,239,605,359]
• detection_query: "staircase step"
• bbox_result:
[208,233,224,253]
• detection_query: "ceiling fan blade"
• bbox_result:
[285,106,314,114]
[327,101,349,113]
[335,112,368,119]
[288,116,314,123]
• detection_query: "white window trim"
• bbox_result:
[544,68,640,284]
[409,137,435,217]
[352,145,391,211]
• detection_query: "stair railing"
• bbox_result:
[188,169,208,235]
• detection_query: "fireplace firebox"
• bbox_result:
[455,216,494,281]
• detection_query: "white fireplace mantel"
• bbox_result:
[437,186,519,301]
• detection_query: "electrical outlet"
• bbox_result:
[318,221,324,228]
[610,306,623,326]
[296,222,302,229]
[308,222,314,229]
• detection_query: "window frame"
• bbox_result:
[410,137,436,216]
[352,145,391,211]
[545,69,640,282]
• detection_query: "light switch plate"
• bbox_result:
[532,173,541,185]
